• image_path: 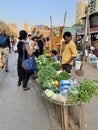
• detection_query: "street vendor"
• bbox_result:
[61,31,77,73]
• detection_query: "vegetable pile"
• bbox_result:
[66,79,98,103]
[49,62,61,70]
[66,87,79,102]
[36,55,56,70]
[36,55,98,103]
[77,80,98,103]
[36,55,48,70]
[56,71,70,81]
[38,65,56,84]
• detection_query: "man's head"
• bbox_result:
[1,29,6,35]
[63,31,72,43]
[39,34,44,39]
[51,50,57,56]
[32,36,38,42]
[28,34,32,40]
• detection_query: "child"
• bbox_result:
[51,50,58,61]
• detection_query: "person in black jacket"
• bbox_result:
[37,34,45,55]
[17,30,36,90]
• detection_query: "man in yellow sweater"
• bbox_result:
[62,32,77,73]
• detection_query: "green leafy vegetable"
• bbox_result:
[42,79,59,93]
[50,62,61,70]
[36,55,48,70]
[56,71,70,81]
[77,80,98,103]
[66,87,79,102]
[38,65,57,84]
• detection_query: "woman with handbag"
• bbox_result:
[17,30,36,90]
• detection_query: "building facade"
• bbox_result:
[24,22,29,33]
[76,0,87,24]
[89,0,98,13]
[76,0,98,48]
[30,25,50,37]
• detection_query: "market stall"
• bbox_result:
[43,91,82,130]
[36,55,98,130]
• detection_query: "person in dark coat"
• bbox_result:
[17,30,36,90]
[37,34,45,55]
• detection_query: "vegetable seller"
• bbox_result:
[61,31,77,73]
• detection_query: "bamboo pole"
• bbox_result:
[84,1,91,49]
[60,12,66,56]
[50,16,53,50]
[77,1,91,74]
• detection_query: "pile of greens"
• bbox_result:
[42,79,59,93]
[47,57,56,63]
[66,80,98,103]
[66,87,79,102]
[49,62,61,70]
[38,65,57,84]
[36,55,48,70]
[36,55,56,70]
[56,71,70,81]
[77,80,98,103]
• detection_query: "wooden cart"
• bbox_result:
[43,92,83,130]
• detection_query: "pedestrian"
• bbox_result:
[37,34,45,55]
[17,30,36,90]
[0,52,4,68]
[61,31,77,73]
[10,35,16,51]
[27,34,33,45]
[32,36,39,58]
[0,29,11,72]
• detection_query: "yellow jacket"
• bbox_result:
[62,40,77,65]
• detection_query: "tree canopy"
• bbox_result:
[0,21,14,36]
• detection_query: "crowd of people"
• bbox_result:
[0,28,77,91]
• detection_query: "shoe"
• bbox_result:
[23,87,30,91]
[5,69,9,72]
[17,82,21,86]
[32,74,38,79]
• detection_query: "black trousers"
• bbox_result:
[17,57,30,88]
[62,64,72,73]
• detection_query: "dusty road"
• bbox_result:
[0,53,51,130]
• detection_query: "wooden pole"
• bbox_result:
[76,0,91,75]
[84,1,91,48]
[50,16,53,50]
[60,12,66,56]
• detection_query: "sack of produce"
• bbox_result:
[66,87,79,102]
[59,80,73,96]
